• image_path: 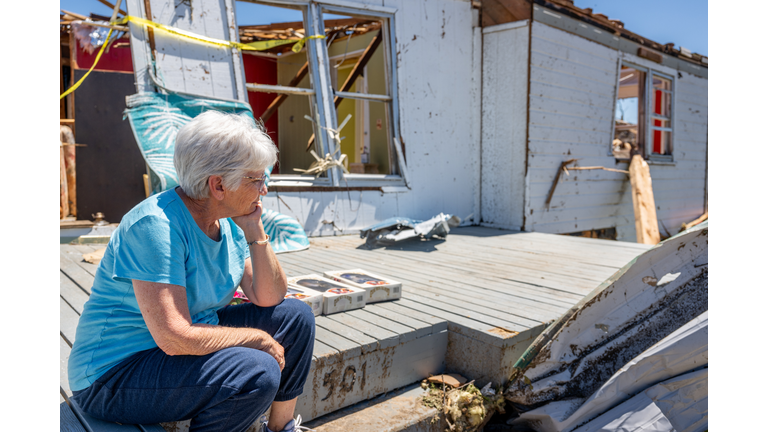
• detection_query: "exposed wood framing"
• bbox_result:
[96,0,127,16]
[260,62,309,122]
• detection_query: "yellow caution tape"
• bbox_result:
[59,16,324,99]
[114,16,324,53]
[60,28,114,100]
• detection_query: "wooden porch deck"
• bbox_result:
[60,226,651,428]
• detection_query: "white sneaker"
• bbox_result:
[260,414,315,432]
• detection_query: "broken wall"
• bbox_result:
[490,18,708,241]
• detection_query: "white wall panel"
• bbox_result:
[480,21,529,230]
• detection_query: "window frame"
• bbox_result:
[611,59,676,163]
[240,0,407,188]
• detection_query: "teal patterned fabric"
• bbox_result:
[123,92,309,254]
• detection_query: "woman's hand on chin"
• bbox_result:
[232,201,265,240]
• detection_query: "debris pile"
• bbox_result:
[360,213,462,247]
[421,374,506,432]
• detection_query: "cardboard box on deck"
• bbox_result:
[322,269,402,303]
[284,286,324,316]
[231,287,323,316]
[287,274,366,315]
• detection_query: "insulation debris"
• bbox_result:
[421,379,505,432]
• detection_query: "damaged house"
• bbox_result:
[60,0,707,243]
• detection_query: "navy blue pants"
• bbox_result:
[71,299,315,432]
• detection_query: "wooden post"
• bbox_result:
[60,144,70,219]
[628,154,660,244]
[61,126,77,217]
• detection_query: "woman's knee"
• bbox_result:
[282,298,316,333]
[212,347,281,396]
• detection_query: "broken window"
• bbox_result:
[613,65,644,159]
[238,2,318,175]
[323,11,393,175]
[650,74,673,156]
[237,1,403,184]
[613,63,674,160]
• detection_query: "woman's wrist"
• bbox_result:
[247,234,270,247]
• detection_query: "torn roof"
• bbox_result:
[539,0,707,67]
[60,10,382,56]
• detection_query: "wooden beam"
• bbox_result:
[95,0,127,17]
[628,154,660,245]
[259,61,309,123]
[334,31,382,108]
[61,126,77,218]
[305,30,383,151]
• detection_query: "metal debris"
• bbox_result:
[360,213,461,247]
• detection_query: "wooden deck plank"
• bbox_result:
[61,272,90,315]
[453,234,645,267]
[313,325,363,360]
[342,308,421,344]
[312,339,338,360]
[373,301,448,333]
[324,313,401,350]
[61,401,87,432]
[64,244,102,276]
[315,315,377,354]
[402,291,531,332]
[392,298,505,346]
[61,297,80,345]
[358,304,435,340]
[60,249,95,294]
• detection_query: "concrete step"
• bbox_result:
[303,383,448,432]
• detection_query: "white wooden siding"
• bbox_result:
[480,21,529,230]
[524,21,623,235]
[523,22,707,242]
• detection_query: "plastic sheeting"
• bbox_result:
[123,92,309,254]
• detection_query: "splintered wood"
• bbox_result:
[629,154,660,244]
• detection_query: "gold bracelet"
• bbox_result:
[247,234,270,246]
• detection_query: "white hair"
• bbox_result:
[174,111,277,200]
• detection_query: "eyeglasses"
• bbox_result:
[243,175,268,189]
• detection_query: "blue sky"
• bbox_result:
[60,0,707,56]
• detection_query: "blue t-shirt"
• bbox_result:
[68,188,250,392]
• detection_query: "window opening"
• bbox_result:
[237,2,320,176]
[613,65,645,159]
[650,74,673,156]
[321,10,395,176]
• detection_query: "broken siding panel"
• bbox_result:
[481,21,529,230]
[146,0,239,99]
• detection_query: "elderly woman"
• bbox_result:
[67,111,315,432]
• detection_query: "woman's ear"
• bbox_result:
[208,175,226,201]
